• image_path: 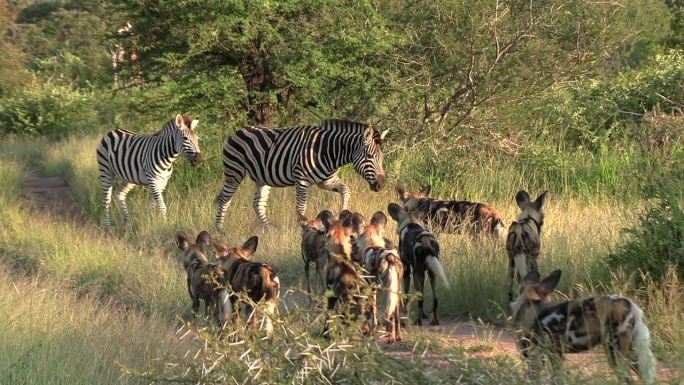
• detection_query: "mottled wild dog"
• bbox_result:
[506,190,547,300]
[388,202,450,326]
[176,231,229,325]
[510,269,656,384]
[298,210,334,298]
[353,211,404,343]
[396,184,505,237]
[213,236,280,334]
[321,212,365,336]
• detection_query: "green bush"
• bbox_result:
[0,81,101,138]
[607,151,684,283]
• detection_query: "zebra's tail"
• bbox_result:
[630,302,657,385]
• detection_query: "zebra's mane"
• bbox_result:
[152,114,194,136]
[319,119,382,144]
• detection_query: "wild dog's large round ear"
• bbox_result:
[419,183,431,197]
[190,119,199,131]
[338,209,353,222]
[395,185,409,201]
[342,215,355,236]
[535,269,561,298]
[370,211,387,227]
[534,191,548,210]
[515,190,531,209]
[175,114,184,128]
[241,236,259,257]
[195,231,211,248]
[387,203,404,221]
[316,210,334,231]
[351,212,365,235]
[176,232,189,251]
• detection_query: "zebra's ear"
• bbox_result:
[380,129,390,140]
[364,126,374,142]
[190,119,199,131]
[175,114,184,128]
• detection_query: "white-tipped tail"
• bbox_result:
[513,254,528,280]
[219,289,232,327]
[631,303,657,385]
[385,265,400,319]
[426,256,450,289]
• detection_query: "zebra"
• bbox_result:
[215,119,388,229]
[97,114,202,229]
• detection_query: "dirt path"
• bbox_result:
[18,169,679,383]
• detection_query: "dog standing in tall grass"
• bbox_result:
[213,236,280,334]
[176,231,229,325]
[298,210,334,299]
[506,190,547,300]
[510,269,656,384]
[396,184,505,237]
[353,211,403,342]
[321,211,366,337]
[388,202,450,326]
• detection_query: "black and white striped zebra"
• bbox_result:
[97,114,202,229]
[215,119,388,229]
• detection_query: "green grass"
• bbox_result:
[0,134,682,384]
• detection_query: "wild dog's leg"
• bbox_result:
[252,184,272,226]
[304,257,312,297]
[215,173,244,231]
[413,268,427,325]
[508,256,516,301]
[401,265,411,323]
[191,295,200,318]
[114,182,136,226]
[322,295,338,337]
[315,260,325,297]
[317,174,350,211]
[427,269,439,325]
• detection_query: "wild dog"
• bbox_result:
[387,202,450,326]
[213,236,280,334]
[510,269,656,384]
[321,212,366,337]
[298,210,335,299]
[396,184,505,237]
[506,190,547,300]
[175,231,229,325]
[353,211,404,343]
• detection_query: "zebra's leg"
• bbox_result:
[100,172,114,230]
[148,182,168,219]
[252,184,272,226]
[317,175,350,211]
[215,175,243,231]
[114,182,136,226]
[295,181,311,218]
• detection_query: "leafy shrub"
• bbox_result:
[542,50,684,147]
[0,81,101,138]
[607,152,684,283]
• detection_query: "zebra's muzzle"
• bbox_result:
[369,174,385,192]
[191,152,203,166]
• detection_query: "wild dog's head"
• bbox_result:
[395,184,432,213]
[514,190,548,229]
[324,212,355,260]
[175,231,210,268]
[509,269,561,328]
[298,210,334,236]
[354,211,388,252]
[213,236,259,269]
[387,201,430,233]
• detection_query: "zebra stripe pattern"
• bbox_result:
[97,114,202,229]
[215,119,388,229]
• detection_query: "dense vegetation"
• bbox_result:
[0,0,682,384]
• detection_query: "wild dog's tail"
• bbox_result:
[426,256,450,289]
[384,254,401,319]
[513,253,528,281]
[218,288,232,327]
[260,267,280,335]
[630,302,657,385]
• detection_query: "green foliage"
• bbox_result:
[607,151,684,283]
[0,81,102,138]
[541,50,684,147]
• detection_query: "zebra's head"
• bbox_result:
[174,114,202,167]
[353,126,388,192]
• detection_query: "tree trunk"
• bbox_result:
[238,38,273,125]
